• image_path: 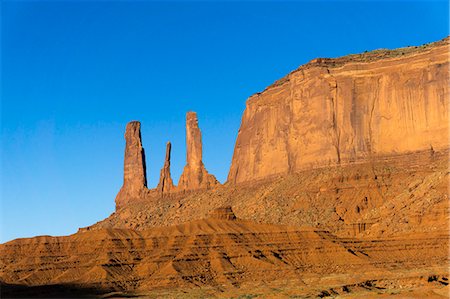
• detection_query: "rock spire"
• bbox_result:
[114,112,219,208]
[178,112,218,191]
[115,121,148,209]
[157,141,174,193]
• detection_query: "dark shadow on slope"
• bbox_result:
[0,282,139,298]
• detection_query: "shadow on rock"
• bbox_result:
[0,282,138,298]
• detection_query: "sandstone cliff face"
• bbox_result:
[115,121,148,208]
[2,39,450,299]
[228,39,449,184]
[157,142,174,193]
[178,112,218,191]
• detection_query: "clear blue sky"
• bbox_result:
[1,1,448,243]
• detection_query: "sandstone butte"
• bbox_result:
[228,38,449,184]
[1,37,449,298]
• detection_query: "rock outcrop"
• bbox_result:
[2,219,448,297]
[90,149,449,238]
[228,38,449,184]
[208,206,237,220]
[157,142,174,194]
[114,112,219,207]
[2,38,450,299]
[115,121,148,209]
[178,112,218,191]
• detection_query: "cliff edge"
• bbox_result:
[227,38,449,184]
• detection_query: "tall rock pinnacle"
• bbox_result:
[178,112,218,191]
[186,112,203,169]
[115,121,148,209]
[157,141,174,193]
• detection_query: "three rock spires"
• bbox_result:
[115,112,218,209]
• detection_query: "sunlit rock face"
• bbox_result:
[177,111,219,191]
[3,39,448,299]
[115,121,148,209]
[114,111,219,209]
[157,141,174,194]
[228,39,449,184]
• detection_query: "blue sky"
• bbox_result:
[1,0,448,243]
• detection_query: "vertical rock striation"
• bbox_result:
[115,121,148,209]
[178,112,218,191]
[114,112,220,207]
[228,38,450,185]
[157,142,174,194]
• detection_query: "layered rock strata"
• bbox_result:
[208,206,237,220]
[157,142,174,194]
[228,38,450,184]
[178,112,218,191]
[1,38,450,299]
[115,121,148,209]
[1,219,447,297]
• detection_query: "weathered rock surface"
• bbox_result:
[178,112,218,191]
[89,149,449,239]
[114,112,219,208]
[2,38,449,299]
[115,121,148,209]
[228,38,450,184]
[157,142,174,194]
[1,218,447,298]
[208,206,237,220]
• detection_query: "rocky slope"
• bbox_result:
[89,148,448,239]
[1,209,448,298]
[1,38,449,298]
[228,37,449,184]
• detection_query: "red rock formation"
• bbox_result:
[114,112,219,206]
[157,142,174,194]
[208,206,237,220]
[1,38,449,299]
[115,121,148,209]
[1,219,448,297]
[178,112,218,191]
[228,38,449,184]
